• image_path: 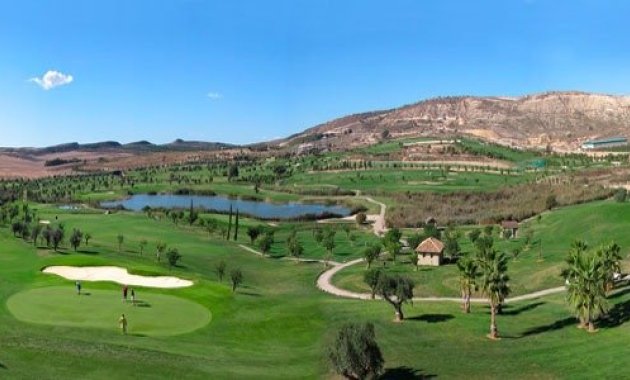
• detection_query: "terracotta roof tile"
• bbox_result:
[501,220,519,229]
[415,237,444,254]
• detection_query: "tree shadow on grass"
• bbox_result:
[77,249,99,255]
[0,362,7,369]
[298,260,323,265]
[520,317,576,337]
[407,314,454,323]
[380,366,436,379]
[501,302,545,316]
[599,299,630,328]
[234,284,261,297]
[238,291,262,297]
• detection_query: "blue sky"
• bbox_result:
[1,0,629,147]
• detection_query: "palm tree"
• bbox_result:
[457,255,478,313]
[563,241,609,332]
[479,250,510,339]
[596,243,622,293]
[563,241,587,328]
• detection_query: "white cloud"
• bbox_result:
[29,70,74,90]
[207,92,223,100]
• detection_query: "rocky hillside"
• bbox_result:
[286,91,630,151]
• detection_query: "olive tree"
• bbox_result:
[215,260,227,282]
[329,322,384,380]
[69,228,83,252]
[230,268,243,292]
[363,268,383,299]
[377,273,414,322]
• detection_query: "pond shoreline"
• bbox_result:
[99,193,357,221]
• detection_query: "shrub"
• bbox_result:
[329,323,384,380]
[356,212,367,225]
[614,188,627,203]
[166,248,182,268]
[386,182,611,227]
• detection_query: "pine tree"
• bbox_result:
[227,205,233,240]
[233,209,239,241]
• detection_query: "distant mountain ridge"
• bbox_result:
[4,91,630,155]
[0,139,236,155]
[285,91,630,151]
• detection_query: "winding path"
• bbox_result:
[315,192,568,303]
[239,199,570,304]
[317,193,387,236]
[240,239,597,305]
[316,257,567,304]
[316,259,372,300]
[360,195,387,236]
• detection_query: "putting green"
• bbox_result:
[7,286,211,337]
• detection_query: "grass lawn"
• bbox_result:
[283,169,531,195]
[332,199,630,297]
[259,223,381,262]
[1,199,630,378]
[8,286,211,337]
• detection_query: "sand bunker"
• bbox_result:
[42,266,193,288]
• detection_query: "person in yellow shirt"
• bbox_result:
[118,313,128,335]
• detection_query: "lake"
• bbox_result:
[100,194,352,220]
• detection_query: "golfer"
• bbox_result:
[130,289,136,306]
[118,314,128,334]
[75,280,82,295]
[122,285,128,302]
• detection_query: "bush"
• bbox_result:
[386,182,612,227]
[329,323,384,380]
[166,248,182,268]
[614,188,627,203]
[356,212,367,225]
[545,195,558,210]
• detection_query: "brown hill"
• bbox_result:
[286,91,630,151]
[0,140,239,179]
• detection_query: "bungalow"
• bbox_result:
[501,220,519,238]
[415,237,444,266]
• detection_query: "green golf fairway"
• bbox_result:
[7,286,211,337]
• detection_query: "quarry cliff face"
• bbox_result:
[294,92,630,150]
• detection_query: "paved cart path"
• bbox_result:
[315,257,567,303]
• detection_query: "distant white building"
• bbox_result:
[581,137,628,150]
